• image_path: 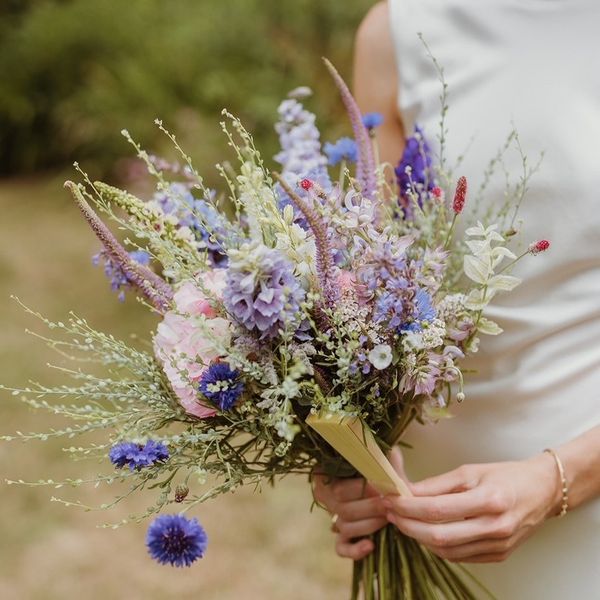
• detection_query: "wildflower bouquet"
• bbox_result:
[2,60,549,599]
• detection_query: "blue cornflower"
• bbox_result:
[93,249,151,302]
[199,362,244,410]
[146,514,208,567]
[324,137,358,166]
[362,112,384,130]
[108,442,140,469]
[142,439,170,463]
[109,440,169,471]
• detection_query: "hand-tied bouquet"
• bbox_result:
[2,59,549,599]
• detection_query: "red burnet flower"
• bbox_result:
[300,178,313,191]
[529,239,550,255]
[452,176,467,214]
[431,186,443,199]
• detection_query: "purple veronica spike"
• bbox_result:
[65,181,173,313]
[323,59,376,199]
[274,173,338,307]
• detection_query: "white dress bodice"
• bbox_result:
[388,1,600,597]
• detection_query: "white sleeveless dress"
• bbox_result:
[388,1,600,597]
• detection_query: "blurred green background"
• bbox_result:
[0,1,373,598]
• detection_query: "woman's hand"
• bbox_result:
[383,453,562,563]
[312,448,408,560]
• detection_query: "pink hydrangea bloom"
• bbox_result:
[154,270,230,419]
[173,269,227,318]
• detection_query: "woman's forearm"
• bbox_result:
[557,425,600,512]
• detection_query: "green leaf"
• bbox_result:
[463,255,490,285]
[488,274,521,291]
[464,289,487,310]
[477,317,503,335]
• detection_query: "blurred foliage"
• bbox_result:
[0,0,373,178]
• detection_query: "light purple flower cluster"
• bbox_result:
[224,244,305,339]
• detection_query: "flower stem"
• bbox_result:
[444,213,459,250]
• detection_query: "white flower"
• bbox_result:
[368,344,393,370]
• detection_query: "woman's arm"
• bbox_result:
[383,425,600,563]
[353,1,405,169]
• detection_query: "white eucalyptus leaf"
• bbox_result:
[464,289,487,310]
[477,317,503,335]
[463,255,490,284]
[488,274,522,291]
[465,240,488,255]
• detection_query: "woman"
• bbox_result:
[314,1,600,597]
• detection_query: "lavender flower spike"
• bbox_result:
[323,58,376,200]
[64,181,173,313]
[273,173,338,307]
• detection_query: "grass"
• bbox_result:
[0,174,350,599]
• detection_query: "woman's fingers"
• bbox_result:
[330,478,373,502]
[387,513,506,548]
[313,475,372,507]
[335,536,375,560]
[410,465,480,496]
[338,495,386,522]
[430,535,517,562]
[336,516,387,539]
[383,488,499,522]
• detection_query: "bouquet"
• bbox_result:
[2,59,549,599]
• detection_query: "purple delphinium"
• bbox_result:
[146,514,208,567]
[274,98,328,175]
[395,125,436,216]
[198,362,244,410]
[109,440,169,471]
[93,249,151,302]
[324,137,358,166]
[224,244,306,339]
[274,96,332,226]
[362,112,384,131]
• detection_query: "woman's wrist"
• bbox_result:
[528,451,565,520]
[555,426,600,512]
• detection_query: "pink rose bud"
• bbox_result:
[452,176,467,214]
[529,239,550,254]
